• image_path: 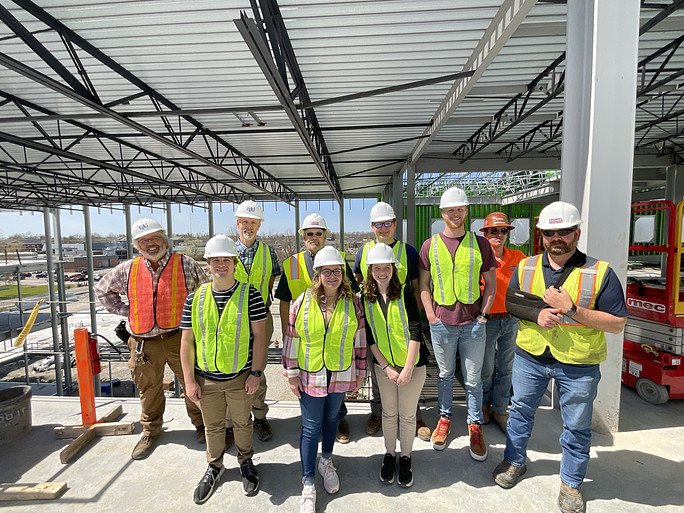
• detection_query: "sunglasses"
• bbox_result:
[372,221,394,229]
[320,269,342,277]
[305,231,324,237]
[541,227,577,237]
[487,228,509,235]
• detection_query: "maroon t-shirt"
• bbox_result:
[419,232,498,326]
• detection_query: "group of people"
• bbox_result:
[95,188,627,513]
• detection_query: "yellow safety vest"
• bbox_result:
[516,254,610,365]
[283,250,346,301]
[428,233,482,306]
[364,286,418,367]
[359,240,409,283]
[235,241,273,303]
[191,283,251,374]
[295,289,357,372]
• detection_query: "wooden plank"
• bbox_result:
[0,482,67,501]
[54,421,134,439]
[98,405,123,423]
[59,428,96,464]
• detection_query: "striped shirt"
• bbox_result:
[282,292,368,396]
[236,239,281,307]
[94,252,208,338]
[181,281,267,382]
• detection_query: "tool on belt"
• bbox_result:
[134,338,148,366]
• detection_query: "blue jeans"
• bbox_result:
[299,392,346,479]
[481,317,518,414]
[429,319,486,423]
[504,354,601,488]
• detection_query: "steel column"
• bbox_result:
[406,162,416,248]
[53,208,72,391]
[43,207,63,395]
[82,205,100,396]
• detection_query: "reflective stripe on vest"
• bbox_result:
[364,286,417,367]
[516,255,610,364]
[295,289,357,372]
[284,252,312,301]
[128,253,188,335]
[428,233,482,306]
[191,283,251,374]
[360,240,408,283]
[235,241,273,303]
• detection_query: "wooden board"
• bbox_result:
[59,429,96,464]
[0,482,67,501]
[54,421,134,439]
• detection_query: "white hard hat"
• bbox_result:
[537,201,582,230]
[313,246,344,269]
[299,213,328,235]
[439,187,469,209]
[370,202,396,223]
[131,218,164,240]
[366,243,397,265]
[203,234,238,259]
[234,200,264,221]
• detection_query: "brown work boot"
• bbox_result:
[254,418,273,441]
[431,416,451,451]
[365,414,382,435]
[483,404,492,424]
[492,459,527,489]
[558,482,585,513]
[196,424,206,444]
[491,410,509,434]
[468,422,487,461]
[416,419,431,441]
[131,433,159,460]
[336,419,350,444]
[225,427,234,450]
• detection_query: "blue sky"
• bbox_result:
[0,198,377,237]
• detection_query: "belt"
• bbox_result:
[489,313,511,319]
[134,329,180,341]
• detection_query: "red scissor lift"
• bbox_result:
[623,200,684,404]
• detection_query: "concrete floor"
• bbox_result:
[1,386,683,512]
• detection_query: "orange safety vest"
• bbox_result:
[128,253,188,335]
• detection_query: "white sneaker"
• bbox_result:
[317,457,340,494]
[300,483,316,513]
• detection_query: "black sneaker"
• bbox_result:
[379,453,396,484]
[193,464,224,504]
[240,458,260,497]
[398,456,413,488]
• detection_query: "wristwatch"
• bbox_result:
[565,303,578,318]
[249,370,263,377]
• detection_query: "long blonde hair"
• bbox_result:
[309,265,354,303]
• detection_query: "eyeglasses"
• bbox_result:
[320,269,342,277]
[488,228,509,235]
[372,221,394,229]
[305,231,324,237]
[541,227,577,237]
[138,235,163,246]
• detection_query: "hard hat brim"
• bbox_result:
[370,215,396,223]
[440,201,469,209]
[204,252,238,258]
[235,213,264,221]
[536,220,582,230]
[132,227,164,240]
[480,224,514,232]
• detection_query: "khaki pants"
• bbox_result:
[375,364,427,456]
[226,311,273,426]
[127,331,203,436]
[197,373,254,467]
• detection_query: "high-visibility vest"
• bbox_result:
[283,250,346,300]
[128,253,188,335]
[516,254,610,364]
[191,282,251,374]
[295,289,357,372]
[235,241,273,303]
[364,286,418,367]
[359,240,408,283]
[428,233,482,306]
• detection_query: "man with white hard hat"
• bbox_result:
[418,187,497,461]
[95,217,207,460]
[180,235,266,503]
[353,201,430,441]
[493,201,627,513]
[274,212,360,443]
[230,200,281,442]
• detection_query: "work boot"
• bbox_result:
[131,433,159,460]
[336,419,350,444]
[225,427,234,450]
[415,419,431,441]
[196,424,206,444]
[365,414,382,435]
[491,410,509,434]
[253,418,273,441]
[492,459,527,489]
[558,482,585,513]
[483,404,492,424]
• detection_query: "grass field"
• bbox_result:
[0,284,50,300]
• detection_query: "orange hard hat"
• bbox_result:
[480,212,514,232]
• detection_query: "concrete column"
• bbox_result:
[406,161,416,248]
[392,170,404,241]
[666,164,684,204]
[43,208,64,395]
[124,204,133,259]
[560,0,640,432]
[208,201,215,238]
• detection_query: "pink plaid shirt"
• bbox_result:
[282,292,368,397]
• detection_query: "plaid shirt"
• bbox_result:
[236,239,281,307]
[282,292,368,396]
[94,252,208,338]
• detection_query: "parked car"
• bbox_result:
[35,271,48,278]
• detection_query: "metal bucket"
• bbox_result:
[0,385,32,445]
